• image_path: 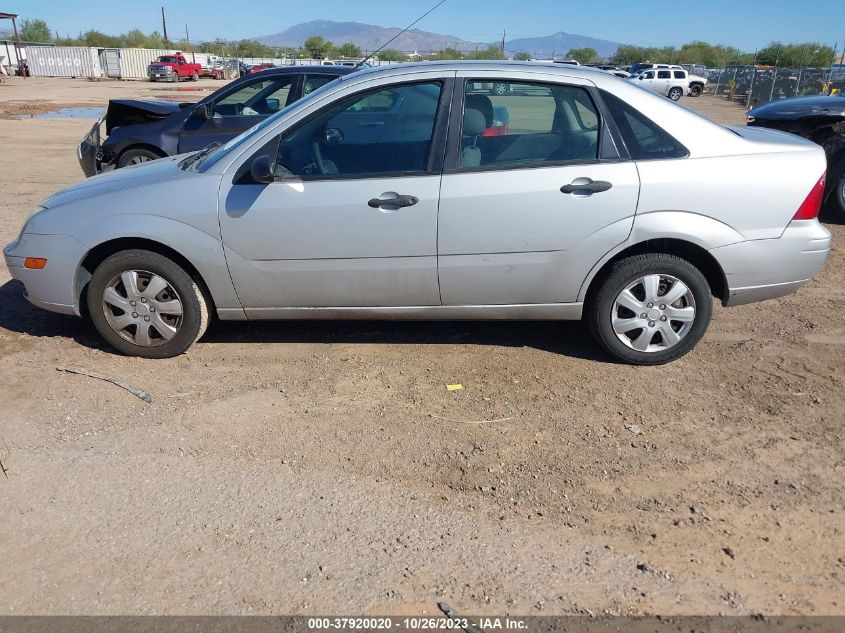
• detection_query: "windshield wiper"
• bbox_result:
[179,142,221,170]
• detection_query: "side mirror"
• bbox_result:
[325,127,344,145]
[250,154,275,184]
[266,97,281,112]
[194,103,211,120]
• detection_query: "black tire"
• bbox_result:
[833,171,845,220]
[192,71,199,81]
[689,83,703,97]
[117,148,162,169]
[668,87,683,101]
[87,250,210,359]
[586,253,712,365]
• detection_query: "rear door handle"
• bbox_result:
[368,194,419,208]
[561,179,613,194]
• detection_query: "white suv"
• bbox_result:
[631,64,708,97]
[629,68,691,101]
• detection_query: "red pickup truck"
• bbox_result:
[147,54,202,82]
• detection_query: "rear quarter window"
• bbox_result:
[599,90,688,160]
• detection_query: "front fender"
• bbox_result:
[71,214,242,312]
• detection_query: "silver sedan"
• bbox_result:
[4,61,832,364]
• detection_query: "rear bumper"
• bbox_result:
[712,220,832,306]
[4,233,88,316]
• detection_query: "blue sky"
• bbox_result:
[5,0,843,51]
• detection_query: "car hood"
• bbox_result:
[105,99,188,134]
[41,155,188,209]
[749,94,845,120]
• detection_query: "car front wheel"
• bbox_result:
[87,250,209,358]
[689,83,703,97]
[668,87,683,101]
[833,170,845,220]
[587,254,712,365]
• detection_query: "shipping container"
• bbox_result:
[24,45,98,78]
[117,48,177,80]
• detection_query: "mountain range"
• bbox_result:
[256,20,621,58]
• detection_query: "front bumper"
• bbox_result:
[712,220,832,306]
[4,233,88,316]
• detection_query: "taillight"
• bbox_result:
[792,173,826,220]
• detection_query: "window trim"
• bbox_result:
[443,78,622,175]
[597,89,689,161]
[236,78,454,184]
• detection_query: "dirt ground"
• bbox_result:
[0,76,843,616]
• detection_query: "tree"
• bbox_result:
[467,45,505,60]
[335,42,362,58]
[566,47,599,64]
[20,18,52,43]
[376,49,406,62]
[304,35,331,59]
[513,52,531,61]
[756,41,835,67]
[428,47,464,60]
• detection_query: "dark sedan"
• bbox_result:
[78,65,352,177]
[747,93,845,218]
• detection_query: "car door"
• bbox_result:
[637,70,656,93]
[217,78,452,313]
[656,70,672,95]
[437,73,640,306]
[178,75,297,153]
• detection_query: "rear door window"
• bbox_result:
[458,80,600,169]
[673,70,686,79]
[657,70,671,79]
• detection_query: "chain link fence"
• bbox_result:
[704,65,845,106]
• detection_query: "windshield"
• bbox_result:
[196,76,344,172]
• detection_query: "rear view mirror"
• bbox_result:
[250,154,275,184]
[325,127,344,145]
[194,103,211,120]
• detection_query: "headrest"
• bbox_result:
[465,93,494,126]
[463,108,487,136]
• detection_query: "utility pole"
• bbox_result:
[161,7,169,47]
[501,29,506,54]
[184,23,189,50]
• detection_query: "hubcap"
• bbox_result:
[611,274,696,353]
[128,155,151,165]
[102,270,183,347]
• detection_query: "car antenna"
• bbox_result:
[353,0,449,71]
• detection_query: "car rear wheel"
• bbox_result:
[668,87,683,101]
[587,254,712,365]
[117,148,161,169]
[87,250,209,359]
[689,83,703,97]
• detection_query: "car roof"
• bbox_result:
[340,59,609,83]
[251,65,352,78]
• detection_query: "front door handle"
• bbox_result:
[561,179,613,194]
[368,194,419,208]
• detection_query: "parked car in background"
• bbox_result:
[248,63,275,74]
[78,66,351,176]
[17,61,828,364]
[587,64,631,78]
[747,93,845,218]
[629,68,690,100]
[630,63,707,96]
[147,54,203,82]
